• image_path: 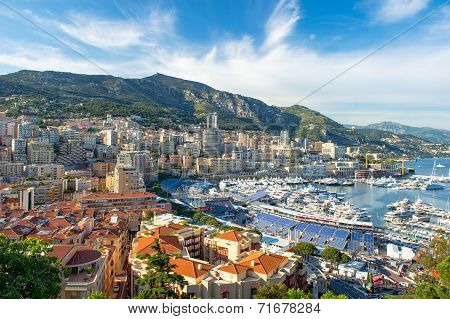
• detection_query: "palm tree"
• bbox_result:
[135,239,187,299]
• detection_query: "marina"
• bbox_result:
[165,158,450,257]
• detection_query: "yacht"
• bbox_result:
[423,180,445,190]
[422,160,445,190]
[342,180,355,186]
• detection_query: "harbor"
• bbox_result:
[164,158,450,258]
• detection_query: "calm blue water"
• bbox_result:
[405,157,450,177]
[322,158,450,227]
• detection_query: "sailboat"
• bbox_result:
[422,160,444,190]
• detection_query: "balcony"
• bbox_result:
[64,249,105,290]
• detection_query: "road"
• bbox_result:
[328,278,367,299]
[114,275,128,299]
[379,266,415,286]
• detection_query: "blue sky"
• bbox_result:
[0,0,449,129]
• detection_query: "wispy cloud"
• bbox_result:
[0,41,105,74]
[35,8,176,50]
[55,13,144,49]
[263,0,300,48]
[0,0,449,128]
[373,0,430,23]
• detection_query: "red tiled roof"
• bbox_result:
[151,223,188,236]
[47,217,71,228]
[170,257,213,279]
[217,263,248,275]
[47,245,75,260]
[83,192,156,200]
[215,230,248,242]
[66,249,102,266]
[238,252,287,275]
[86,229,121,240]
[136,236,181,256]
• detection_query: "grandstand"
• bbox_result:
[251,212,376,254]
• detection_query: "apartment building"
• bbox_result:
[92,161,116,177]
[187,250,306,299]
[81,192,157,211]
[56,139,86,167]
[25,164,64,179]
[27,141,55,164]
[204,230,261,264]
[113,164,146,193]
[321,142,346,160]
[0,162,24,183]
[146,217,204,259]
[48,245,108,299]
[12,138,27,163]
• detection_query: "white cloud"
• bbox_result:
[56,13,144,49]
[0,41,105,74]
[374,0,430,23]
[0,0,449,128]
[44,8,175,50]
[263,0,300,49]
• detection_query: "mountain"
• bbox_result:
[283,105,361,145]
[345,121,450,145]
[0,70,298,132]
[283,105,447,157]
[0,70,446,157]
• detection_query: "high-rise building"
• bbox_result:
[116,151,157,183]
[321,142,345,159]
[0,118,16,137]
[41,128,60,146]
[104,129,118,146]
[0,162,24,183]
[19,187,35,212]
[61,129,79,142]
[56,139,86,167]
[280,130,290,146]
[113,164,146,193]
[206,112,218,129]
[83,132,98,150]
[202,130,222,157]
[25,164,65,179]
[11,138,27,163]
[17,122,32,139]
[27,141,55,164]
[202,113,222,157]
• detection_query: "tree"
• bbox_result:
[340,253,351,263]
[0,235,62,298]
[88,291,108,299]
[436,256,450,289]
[366,272,374,293]
[287,289,312,299]
[143,209,155,222]
[193,211,204,222]
[416,230,449,270]
[414,282,448,299]
[320,291,348,299]
[321,247,342,267]
[392,232,450,299]
[294,242,317,257]
[255,283,288,299]
[136,239,187,299]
